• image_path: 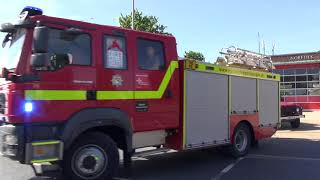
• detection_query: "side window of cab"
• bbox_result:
[47,29,91,66]
[137,39,165,70]
[104,36,127,69]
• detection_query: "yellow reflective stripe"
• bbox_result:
[228,76,232,115]
[96,91,134,100]
[32,141,61,146]
[31,158,59,163]
[97,61,179,100]
[182,70,187,149]
[24,61,179,101]
[25,90,86,100]
[278,82,281,124]
[186,60,280,81]
[256,79,260,112]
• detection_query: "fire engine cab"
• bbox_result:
[0,7,280,179]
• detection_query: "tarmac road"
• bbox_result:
[1,112,320,180]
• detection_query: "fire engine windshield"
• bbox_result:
[0,28,26,70]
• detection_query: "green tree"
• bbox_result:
[119,10,170,35]
[184,51,205,61]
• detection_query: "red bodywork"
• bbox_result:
[230,114,276,141]
[6,15,180,133]
[2,15,276,151]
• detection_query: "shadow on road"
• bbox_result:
[221,137,320,180]
[252,137,320,159]
[118,149,234,179]
[27,137,320,180]
[25,131,320,180]
[27,149,235,180]
[280,122,320,131]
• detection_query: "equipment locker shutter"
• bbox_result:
[185,70,229,148]
[259,79,279,126]
[230,76,257,113]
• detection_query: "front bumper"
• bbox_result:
[0,124,25,161]
[280,115,305,122]
[0,123,64,164]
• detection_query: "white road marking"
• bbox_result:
[132,157,149,161]
[211,157,244,180]
[248,154,320,161]
[220,163,235,174]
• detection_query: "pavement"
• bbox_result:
[1,112,320,180]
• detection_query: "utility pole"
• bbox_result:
[132,0,135,30]
[258,32,261,54]
[272,42,275,55]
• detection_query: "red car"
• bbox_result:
[280,101,305,128]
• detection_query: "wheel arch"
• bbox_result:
[61,108,133,153]
[231,120,255,144]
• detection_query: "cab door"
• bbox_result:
[96,30,135,119]
[133,35,180,132]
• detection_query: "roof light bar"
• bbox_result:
[21,6,43,16]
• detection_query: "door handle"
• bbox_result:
[165,89,172,98]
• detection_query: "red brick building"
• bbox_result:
[272,52,320,111]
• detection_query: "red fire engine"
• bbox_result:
[0,7,280,179]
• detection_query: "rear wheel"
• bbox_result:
[290,118,300,129]
[228,123,252,157]
[63,132,119,180]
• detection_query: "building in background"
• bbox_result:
[272,52,320,111]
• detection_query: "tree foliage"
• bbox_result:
[184,51,205,61]
[119,10,170,35]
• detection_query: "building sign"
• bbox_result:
[289,55,314,61]
[272,52,320,63]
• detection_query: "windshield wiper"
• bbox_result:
[2,33,13,48]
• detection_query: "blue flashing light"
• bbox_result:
[24,102,33,112]
[21,6,43,16]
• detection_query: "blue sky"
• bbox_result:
[1,0,320,62]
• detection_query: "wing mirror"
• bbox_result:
[33,26,49,53]
[30,53,51,70]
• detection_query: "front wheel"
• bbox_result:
[228,123,252,157]
[63,132,119,180]
[290,118,300,129]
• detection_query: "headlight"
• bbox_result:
[296,107,300,112]
[4,134,18,145]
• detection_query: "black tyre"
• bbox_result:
[228,123,252,157]
[290,118,300,129]
[63,132,119,180]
